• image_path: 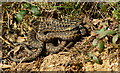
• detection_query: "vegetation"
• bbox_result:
[1,2,120,71]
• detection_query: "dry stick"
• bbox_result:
[0,36,15,59]
[6,9,10,30]
[12,57,27,71]
[0,35,32,70]
[0,36,14,47]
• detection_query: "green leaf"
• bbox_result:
[97,3,102,8]
[24,3,30,8]
[101,4,108,11]
[30,6,40,16]
[88,53,100,64]
[93,55,100,64]
[112,34,119,44]
[84,59,91,62]
[15,13,23,22]
[99,30,116,39]
[88,53,94,58]
[20,10,27,16]
[75,1,80,8]
[95,27,106,34]
[112,9,119,19]
[98,41,104,53]
[92,38,99,47]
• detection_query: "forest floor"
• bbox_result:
[1,2,120,72]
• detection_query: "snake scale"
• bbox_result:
[10,18,87,62]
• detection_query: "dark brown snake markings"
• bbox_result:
[10,18,87,62]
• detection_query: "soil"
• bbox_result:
[1,2,119,72]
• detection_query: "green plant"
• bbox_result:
[92,26,120,52]
[84,53,101,64]
[15,3,41,22]
[112,9,120,20]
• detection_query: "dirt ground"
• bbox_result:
[1,2,119,72]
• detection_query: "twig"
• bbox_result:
[0,36,14,47]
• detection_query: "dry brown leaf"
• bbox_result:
[92,19,102,25]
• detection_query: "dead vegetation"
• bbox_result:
[0,2,120,72]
